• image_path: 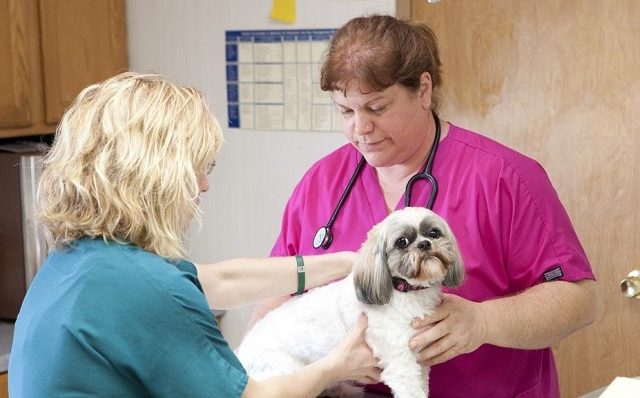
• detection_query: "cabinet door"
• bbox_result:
[0,0,36,129]
[39,0,128,124]
[0,372,7,398]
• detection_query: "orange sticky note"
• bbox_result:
[271,0,296,24]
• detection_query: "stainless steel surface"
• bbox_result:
[20,154,47,289]
[0,322,14,373]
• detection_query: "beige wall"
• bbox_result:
[126,0,395,348]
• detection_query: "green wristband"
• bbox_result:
[295,255,305,295]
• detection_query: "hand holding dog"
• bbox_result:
[324,314,382,385]
[238,208,463,397]
[409,293,489,366]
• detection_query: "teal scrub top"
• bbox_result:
[9,237,248,398]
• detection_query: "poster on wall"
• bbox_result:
[225,29,341,132]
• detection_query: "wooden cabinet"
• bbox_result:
[0,0,128,138]
[0,0,36,131]
[0,372,6,398]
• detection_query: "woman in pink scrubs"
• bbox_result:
[250,15,598,398]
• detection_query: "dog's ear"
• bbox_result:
[353,225,393,305]
[443,224,464,288]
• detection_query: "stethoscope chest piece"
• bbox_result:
[313,226,333,249]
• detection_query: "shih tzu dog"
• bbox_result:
[237,207,464,398]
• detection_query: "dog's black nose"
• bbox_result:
[417,240,431,251]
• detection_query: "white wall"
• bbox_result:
[126,0,395,348]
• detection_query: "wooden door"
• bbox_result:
[407,0,640,396]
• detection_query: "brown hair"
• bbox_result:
[321,15,443,111]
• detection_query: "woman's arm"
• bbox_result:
[194,252,355,309]
[479,279,599,348]
[409,279,599,365]
[242,314,381,398]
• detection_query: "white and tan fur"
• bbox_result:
[237,207,464,398]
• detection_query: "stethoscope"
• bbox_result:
[313,111,441,250]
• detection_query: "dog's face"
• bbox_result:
[354,207,464,305]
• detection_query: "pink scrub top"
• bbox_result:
[271,124,595,398]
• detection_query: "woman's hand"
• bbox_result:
[243,314,380,398]
[409,281,599,366]
[409,293,488,366]
[324,313,381,384]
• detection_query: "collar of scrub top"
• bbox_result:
[313,111,441,250]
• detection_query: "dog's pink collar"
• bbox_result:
[391,276,430,293]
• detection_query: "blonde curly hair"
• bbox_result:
[38,72,223,260]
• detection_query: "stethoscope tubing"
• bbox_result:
[325,156,366,231]
[404,111,440,208]
[313,111,441,250]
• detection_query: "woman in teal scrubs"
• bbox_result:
[9,72,380,398]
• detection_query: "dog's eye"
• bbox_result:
[428,229,442,239]
[395,237,410,248]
